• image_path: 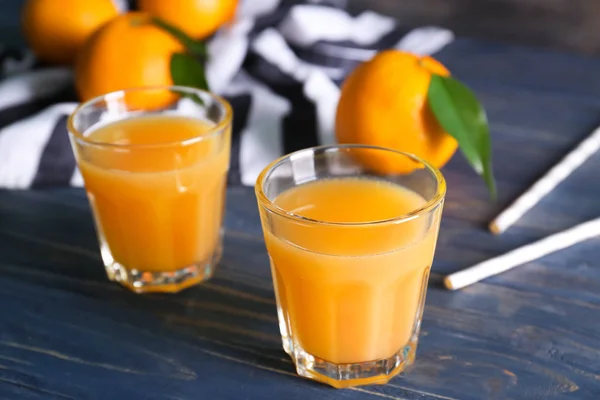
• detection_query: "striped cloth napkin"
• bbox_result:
[0,0,453,189]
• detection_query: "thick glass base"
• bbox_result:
[101,243,222,294]
[288,340,417,388]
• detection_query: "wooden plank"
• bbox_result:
[436,38,600,98]
[1,186,600,399]
[1,223,599,399]
[349,0,600,54]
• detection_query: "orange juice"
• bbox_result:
[264,178,439,365]
[78,115,230,289]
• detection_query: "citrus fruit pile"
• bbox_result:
[22,0,238,102]
[21,0,494,193]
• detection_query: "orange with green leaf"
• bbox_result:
[336,50,495,197]
[74,13,211,108]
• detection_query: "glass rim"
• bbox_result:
[255,144,447,227]
[67,85,233,149]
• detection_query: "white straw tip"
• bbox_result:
[489,220,503,235]
[443,275,460,291]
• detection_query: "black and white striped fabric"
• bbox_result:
[0,0,453,189]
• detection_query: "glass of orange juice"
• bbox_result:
[68,86,232,294]
[255,145,445,388]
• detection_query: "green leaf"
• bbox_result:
[170,52,210,91]
[428,74,496,199]
[151,17,207,59]
[152,17,210,105]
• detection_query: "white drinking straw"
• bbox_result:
[489,126,600,234]
[445,217,600,291]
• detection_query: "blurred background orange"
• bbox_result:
[21,0,118,64]
[138,0,238,39]
[74,12,184,104]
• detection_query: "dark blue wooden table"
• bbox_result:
[1,38,600,399]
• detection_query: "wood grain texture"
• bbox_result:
[1,38,600,399]
[349,0,600,54]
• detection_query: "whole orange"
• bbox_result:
[22,0,118,65]
[138,0,238,39]
[75,12,184,108]
[335,50,458,173]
